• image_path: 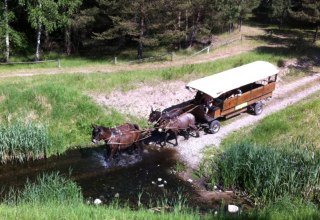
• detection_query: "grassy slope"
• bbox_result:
[0,204,207,220]
[221,91,320,148]
[0,51,288,156]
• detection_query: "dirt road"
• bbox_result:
[177,73,320,169]
[94,72,320,169]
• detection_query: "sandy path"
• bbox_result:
[93,73,320,169]
[0,48,254,78]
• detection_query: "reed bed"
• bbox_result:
[201,139,320,206]
[1,172,319,219]
[5,172,82,205]
[0,122,51,163]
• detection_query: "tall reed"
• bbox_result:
[202,139,320,206]
[0,122,51,163]
[5,172,82,205]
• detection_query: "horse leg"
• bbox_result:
[173,130,178,146]
[183,129,189,140]
[138,141,145,155]
[105,144,111,157]
[160,132,168,147]
[109,146,117,160]
[190,124,199,137]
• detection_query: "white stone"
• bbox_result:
[187,179,193,183]
[214,185,218,190]
[158,178,162,182]
[94,198,102,205]
[151,181,156,185]
[228,205,239,213]
[158,184,164,188]
[163,180,167,184]
[114,193,119,198]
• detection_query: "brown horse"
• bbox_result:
[91,123,139,144]
[107,130,145,158]
[91,123,144,158]
[148,107,183,125]
[158,113,199,146]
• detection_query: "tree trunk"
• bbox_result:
[138,14,144,60]
[44,29,50,50]
[35,23,42,61]
[188,11,200,48]
[238,16,242,32]
[4,0,10,62]
[313,24,319,44]
[185,9,188,42]
[178,11,181,50]
[65,25,71,56]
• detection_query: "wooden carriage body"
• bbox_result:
[184,61,279,128]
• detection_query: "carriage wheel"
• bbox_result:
[253,102,263,115]
[209,120,220,134]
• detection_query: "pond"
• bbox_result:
[0,145,227,212]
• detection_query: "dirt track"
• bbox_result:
[93,71,320,169]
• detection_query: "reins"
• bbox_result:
[106,128,153,145]
[152,104,200,130]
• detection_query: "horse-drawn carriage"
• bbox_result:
[92,61,279,156]
[184,60,279,133]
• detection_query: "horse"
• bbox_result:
[91,123,144,159]
[107,129,145,159]
[91,123,139,144]
[148,107,184,125]
[158,113,199,146]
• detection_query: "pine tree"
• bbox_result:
[93,0,160,60]
[57,0,82,55]
[290,0,320,43]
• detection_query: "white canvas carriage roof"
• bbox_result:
[186,61,279,98]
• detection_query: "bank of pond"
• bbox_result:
[0,139,319,219]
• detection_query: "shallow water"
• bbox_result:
[0,145,214,210]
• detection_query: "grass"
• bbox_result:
[0,122,51,163]
[0,50,290,162]
[5,172,83,205]
[201,140,320,206]
[1,172,207,220]
[0,82,136,157]
[194,90,320,209]
[221,91,320,148]
[1,172,319,220]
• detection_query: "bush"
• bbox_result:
[203,139,320,206]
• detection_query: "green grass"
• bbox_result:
[0,82,135,157]
[195,91,320,208]
[221,91,320,148]
[200,140,320,206]
[1,172,319,220]
[0,50,296,161]
[0,122,51,163]
[1,172,208,220]
[5,172,83,205]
